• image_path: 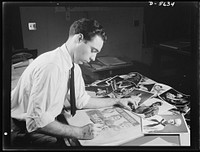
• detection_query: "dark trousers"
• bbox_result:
[11,114,81,149]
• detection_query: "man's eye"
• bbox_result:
[91,49,98,53]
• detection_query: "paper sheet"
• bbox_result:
[67,107,143,146]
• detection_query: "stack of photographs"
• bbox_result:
[86,72,143,98]
[85,71,191,131]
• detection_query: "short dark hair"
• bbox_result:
[69,18,107,42]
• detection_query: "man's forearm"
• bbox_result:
[36,120,95,140]
[36,120,82,139]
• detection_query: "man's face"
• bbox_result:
[74,35,104,64]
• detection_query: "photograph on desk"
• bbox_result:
[150,83,172,96]
[159,88,190,106]
[137,75,157,92]
[158,88,191,115]
[130,97,176,119]
[85,77,114,97]
[141,114,189,134]
[86,74,137,98]
[123,89,154,106]
[119,72,143,87]
[88,77,113,87]
[138,75,157,85]
[138,83,156,92]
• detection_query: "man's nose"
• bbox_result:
[91,54,97,61]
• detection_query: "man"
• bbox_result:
[11,18,137,148]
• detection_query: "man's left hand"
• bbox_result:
[116,96,141,111]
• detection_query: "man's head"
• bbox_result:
[69,18,107,42]
[68,18,107,64]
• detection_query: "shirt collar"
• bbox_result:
[59,43,73,69]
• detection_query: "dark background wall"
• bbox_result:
[6,2,197,92]
[20,6,144,62]
[143,3,192,46]
[7,2,195,67]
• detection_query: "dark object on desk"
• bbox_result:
[12,48,38,64]
[97,56,127,66]
[85,56,132,72]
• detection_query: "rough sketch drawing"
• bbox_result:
[86,107,140,132]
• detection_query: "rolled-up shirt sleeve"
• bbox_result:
[26,63,64,132]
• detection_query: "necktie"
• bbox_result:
[70,63,76,116]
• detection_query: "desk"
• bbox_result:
[66,106,190,146]
[65,71,190,146]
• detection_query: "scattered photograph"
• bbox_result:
[141,114,189,134]
[120,72,142,86]
[159,88,190,106]
[150,83,171,96]
[131,97,176,118]
[123,89,154,106]
[139,75,157,85]
[138,83,156,92]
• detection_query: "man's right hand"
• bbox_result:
[78,123,104,140]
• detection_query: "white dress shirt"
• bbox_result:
[11,43,91,132]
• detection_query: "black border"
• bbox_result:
[2,1,199,151]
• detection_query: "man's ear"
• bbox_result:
[77,33,84,43]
